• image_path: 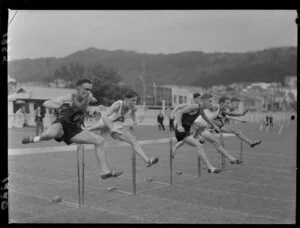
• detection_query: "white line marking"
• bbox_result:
[9,135,234,156]
[9,218,18,223]
[18,207,78,223]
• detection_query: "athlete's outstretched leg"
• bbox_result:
[22,123,64,144]
[221,126,262,148]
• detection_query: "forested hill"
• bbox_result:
[8,46,296,88]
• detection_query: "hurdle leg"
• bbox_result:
[197,156,201,177]
[169,139,173,185]
[76,145,81,208]
[81,145,85,206]
[278,124,284,135]
[240,140,243,162]
[220,134,226,170]
[132,151,136,195]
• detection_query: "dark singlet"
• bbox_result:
[214,108,228,126]
[56,97,87,126]
[181,104,202,129]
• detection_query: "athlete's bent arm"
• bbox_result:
[130,107,138,126]
[176,104,198,131]
[101,102,121,132]
[224,109,248,117]
[87,119,104,131]
[171,103,188,118]
[43,100,60,109]
[43,94,73,109]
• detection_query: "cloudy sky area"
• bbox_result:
[7,10,297,60]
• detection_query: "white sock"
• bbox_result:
[33,136,40,143]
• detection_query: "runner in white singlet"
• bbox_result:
[88,91,159,168]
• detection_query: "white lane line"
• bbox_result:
[18,207,78,223]
[9,218,18,223]
[9,134,235,156]
[8,138,175,156]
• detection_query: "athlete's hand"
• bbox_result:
[88,93,97,103]
[129,122,137,131]
[177,125,184,133]
[213,125,220,133]
[111,127,122,135]
[81,125,89,130]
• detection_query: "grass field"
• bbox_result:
[8,122,297,224]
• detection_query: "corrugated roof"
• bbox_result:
[8,86,76,101]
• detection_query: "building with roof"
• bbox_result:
[8,86,76,127]
[163,84,205,106]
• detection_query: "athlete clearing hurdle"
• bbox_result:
[22,79,123,180]
[172,95,242,166]
[170,93,206,144]
[214,97,262,148]
[88,90,159,168]
[174,93,225,174]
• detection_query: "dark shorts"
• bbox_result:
[175,125,192,142]
[52,110,84,145]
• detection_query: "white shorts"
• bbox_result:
[97,118,124,134]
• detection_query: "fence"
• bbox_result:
[8,110,295,129]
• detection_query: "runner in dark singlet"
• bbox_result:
[172,95,242,166]
[21,79,122,180]
[213,97,262,148]
[174,93,222,174]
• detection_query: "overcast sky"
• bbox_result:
[7,10,297,60]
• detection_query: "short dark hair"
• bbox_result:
[76,79,92,87]
[193,93,201,99]
[230,97,240,102]
[201,93,213,99]
[218,96,229,104]
[124,90,138,99]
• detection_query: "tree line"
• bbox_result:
[8,46,296,89]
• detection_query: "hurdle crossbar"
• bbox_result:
[169,139,173,185]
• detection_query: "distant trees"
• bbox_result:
[8,47,297,89]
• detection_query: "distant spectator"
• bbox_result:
[15,107,25,127]
[157,111,165,131]
[35,104,45,136]
[21,106,28,127]
[265,113,269,127]
[15,107,23,115]
[167,108,175,131]
[269,113,273,127]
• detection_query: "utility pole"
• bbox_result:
[140,60,147,106]
[44,59,50,87]
[153,82,157,106]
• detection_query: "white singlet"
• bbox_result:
[193,106,220,127]
[98,100,131,130]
